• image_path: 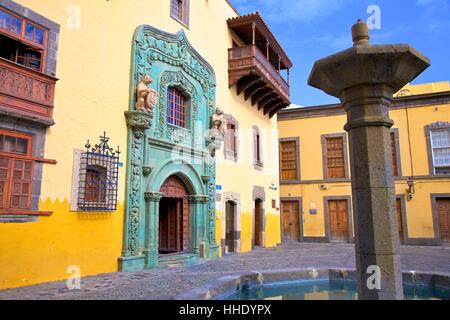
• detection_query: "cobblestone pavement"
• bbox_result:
[1,243,449,300]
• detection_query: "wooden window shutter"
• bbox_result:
[280,141,297,181]
[326,137,345,179]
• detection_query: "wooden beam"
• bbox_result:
[269,103,288,118]
[258,95,278,114]
[237,75,260,96]
[258,93,278,110]
[252,89,273,107]
[264,100,283,115]
[244,82,264,101]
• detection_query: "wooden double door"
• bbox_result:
[281,201,300,242]
[437,198,450,242]
[328,200,350,243]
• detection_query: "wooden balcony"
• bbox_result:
[228,45,291,118]
[227,13,293,118]
[0,57,57,126]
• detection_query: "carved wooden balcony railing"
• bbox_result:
[0,57,57,126]
[228,45,290,118]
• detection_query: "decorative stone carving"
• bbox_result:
[144,191,164,202]
[188,195,210,203]
[142,165,152,176]
[211,108,226,135]
[121,25,220,270]
[123,110,153,257]
[135,75,158,113]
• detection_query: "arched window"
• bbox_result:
[167,87,187,128]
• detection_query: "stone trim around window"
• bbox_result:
[391,128,403,177]
[321,133,350,181]
[252,126,263,171]
[0,116,47,223]
[170,0,190,29]
[0,0,60,76]
[425,121,450,175]
[223,114,239,162]
[279,137,301,184]
[323,196,354,243]
[70,149,118,212]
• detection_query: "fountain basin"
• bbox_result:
[174,269,450,300]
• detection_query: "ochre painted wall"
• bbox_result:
[279,82,450,240]
[0,200,124,289]
[0,0,281,289]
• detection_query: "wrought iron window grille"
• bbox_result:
[77,132,120,211]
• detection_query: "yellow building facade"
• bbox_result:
[278,81,450,246]
[0,0,290,289]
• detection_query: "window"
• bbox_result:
[0,8,47,72]
[0,130,33,211]
[167,87,187,128]
[226,123,237,155]
[253,126,263,170]
[322,134,348,180]
[84,165,107,203]
[256,134,261,162]
[170,0,190,27]
[430,128,450,174]
[223,114,239,162]
[390,130,402,177]
[326,137,345,178]
[280,139,299,182]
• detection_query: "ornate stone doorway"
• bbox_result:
[159,176,189,254]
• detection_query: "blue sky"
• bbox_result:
[229,0,450,106]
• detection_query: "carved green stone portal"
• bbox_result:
[119,26,219,271]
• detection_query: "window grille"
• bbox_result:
[78,132,120,211]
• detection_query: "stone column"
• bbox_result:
[188,195,209,255]
[343,84,402,299]
[119,110,152,272]
[143,192,164,268]
[308,20,430,299]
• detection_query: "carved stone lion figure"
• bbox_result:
[212,108,226,135]
[135,75,158,113]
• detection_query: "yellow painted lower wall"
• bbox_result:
[265,213,282,247]
[215,210,281,255]
[0,199,124,290]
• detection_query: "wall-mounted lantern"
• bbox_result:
[406,177,415,201]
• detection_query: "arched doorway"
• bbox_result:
[159,175,189,254]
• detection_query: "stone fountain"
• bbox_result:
[308,20,430,300]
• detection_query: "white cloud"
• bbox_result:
[233,0,355,23]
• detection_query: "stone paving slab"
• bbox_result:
[0,243,449,300]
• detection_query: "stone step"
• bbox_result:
[158,253,199,268]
